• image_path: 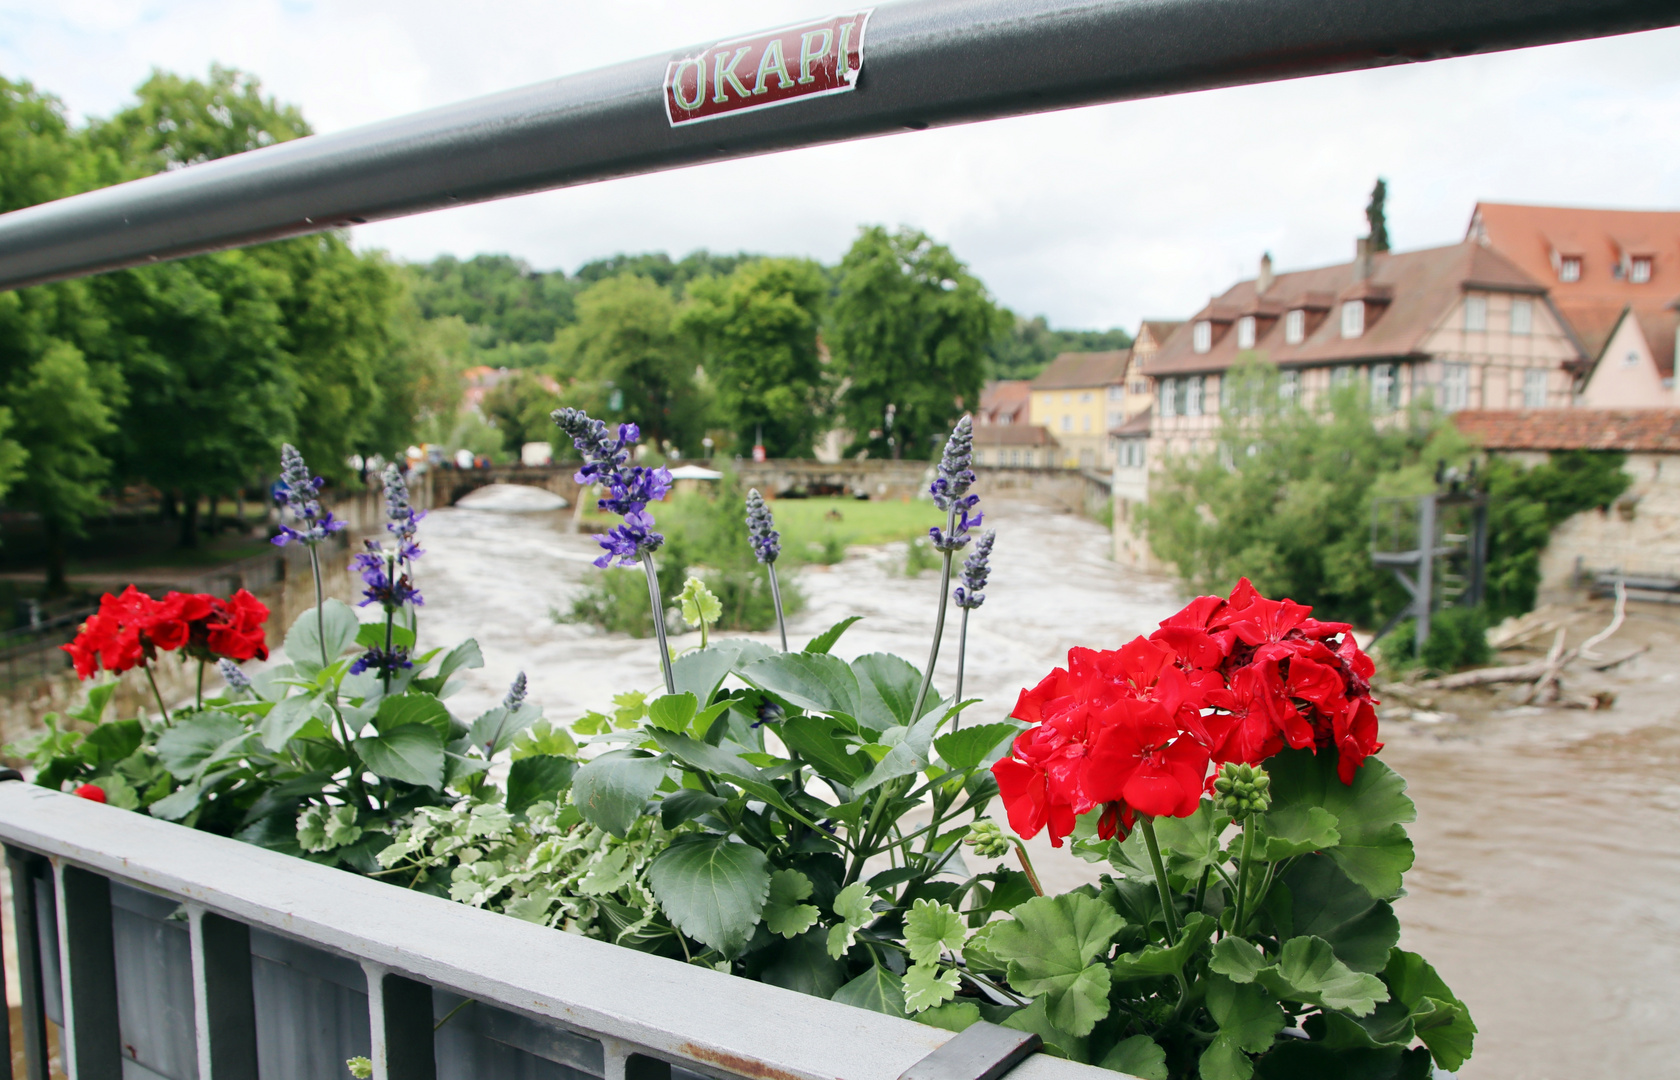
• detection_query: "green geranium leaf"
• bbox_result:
[659,788,728,829]
[744,653,862,718]
[258,690,330,751]
[1257,806,1341,861]
[827,881,874,959]
[1108,913,1214,982]
[901,964,961,1013]
[831,963,906,1018]
[986,893,1124,1036]
[1000,996,1088,1062]
[905,899,966,966]
[855,707,945,794]
[648,730,802,818]
[353,724,445,788]
[933,723,1018,773]
[916,1001,981,1032]
[1382,950,1477,1072]
[285,600,359,675]
[1252,1040,1433,1080]
[506,755,577,815]
[375,692,453,739]
[1209,936,1269,983]
[570,750,669,837]
[780,714,869,785]
[1266,749,1414,899]
[511,718,578,759]
[671,643,742,704]
[1302,1001,1418,1051]
[468,703,541,758]
[148,781,203,822]
[69,682,118,725]
[804,615,862,655]
[1097,1035,1168,1080]
[96,773,140,810]
[678,577,722,629]
[1257,936,1388,1016]
[647,692,699,733]
[154,713,245,780]
[647,835,771,958]
[851,652,928,731]
[1282,856,1400,973]
[81,719,143,765]
[1201,975,1286,1080]
[763,869,821,938]
[1152,799,1231,879]
[414,638,483,697]
[354,621,416,650]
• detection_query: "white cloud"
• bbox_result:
[3,2,1678,329]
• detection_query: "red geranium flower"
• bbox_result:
[74,784,107,803]
[61,586,270,678]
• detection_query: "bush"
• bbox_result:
[903,535,940,577]
[1378,605,1492,673]
[1484,450,1629,619]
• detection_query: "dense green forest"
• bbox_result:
[0,65,1127,587]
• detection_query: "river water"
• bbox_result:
[415,491,1680,1080]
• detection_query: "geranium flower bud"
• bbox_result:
[963,820,1011,860]
[1213,763,1271,820]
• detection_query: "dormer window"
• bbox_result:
[1340,301,1364,339]
[1236,316,1256,350]
[1464,295,1487,332]
[1284,310,1305,344]
[1559,257,1581,282]
[1193,321,1212,353]
[1631,257,1652,284]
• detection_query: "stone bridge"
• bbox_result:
[423,459,1110,516]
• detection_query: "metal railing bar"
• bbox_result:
[6,847,51,1080]
[55,863,123,1080]
[188,904,261,1080]
[1,0,1676,291]
[367,964,441,1080]
[0,784,1099,1080]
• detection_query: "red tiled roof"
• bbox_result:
[1140,242,1550,377]
[973,423,1057,447]
[978,379,1031,423]
[1030,350,1131,390]
[1469,202,1680,356]
[1454,409,1680,452]
[1110,409,1153,437]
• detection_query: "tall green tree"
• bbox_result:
[1366,178,1390,253]
[481,370,562,454]
[6,343,116,591]
[84,64,309,179]
[678,257,828,457]
[828,227,1004,458]
[551,274,706,452]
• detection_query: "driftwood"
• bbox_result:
[1417,595,1635,699]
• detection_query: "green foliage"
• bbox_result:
[678,257,829,457]
[481,368,562,453]
[829,226,1007,458]
[85,64,309,178]
[986,313,1133,380]
[1483,450,1629,619]
[1380,606,1492,673]
[1140,362,1465,626]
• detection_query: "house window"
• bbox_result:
[1464,295,1487,331]
[1371,364,1397,411]
[1186,376,1204,416]
[1108,411,1124,429]
[1285,309,1305,344]
[1160,378,1178,417]
[1079,391,1093,403]
[1559,257,1581,282]
[1523,368,1547,409]
[1331,366,1354,391]
[1107,385,1123,400]
[1280,370,1299,403]
[1236,316,1256,349]
[1082,415,1091,432]
[1061,415,1073,432]
[1193,321,1213,353]
[1008,449,1019,466]
[1510,298,1533,335]
[1442,363,1470,412]
[1340,301,1364,339]
[1129,379,1148,395]
[1623,351,1640,368]
[1631,257,1652,284]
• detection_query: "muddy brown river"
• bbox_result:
[349,493,1680,1078]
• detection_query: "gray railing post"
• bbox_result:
[5,846,50,1080]
[601,1036,671,1080]
[54,862,123,1080]
[363,961,438,1080]
[188,903,260,1080]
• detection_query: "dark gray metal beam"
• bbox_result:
[0,0,1676,291]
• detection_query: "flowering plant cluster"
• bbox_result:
[62,586,269,680]
[995,577,1379,848]
[552,409,672,570]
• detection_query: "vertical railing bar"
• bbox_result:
[3,845,46,1080]
[54,862,122,1080]
[601,1036,673,1080]
[188,903,259,1080]
[362,961,437,1080]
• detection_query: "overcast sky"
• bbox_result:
[4,2,1679,331]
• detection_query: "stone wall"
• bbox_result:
[1536,450,1680,597]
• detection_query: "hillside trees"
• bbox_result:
[829,226,1005,458]
[678,257,828,457]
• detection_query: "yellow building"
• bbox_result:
[1028,350,1131,468]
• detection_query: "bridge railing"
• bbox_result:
[0,782,1088,1080]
